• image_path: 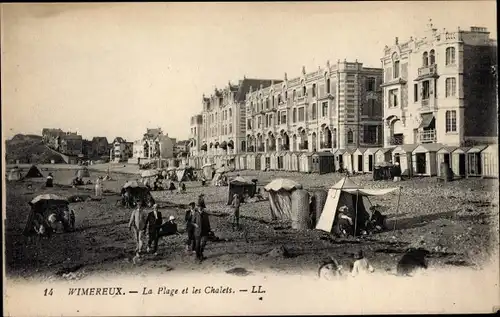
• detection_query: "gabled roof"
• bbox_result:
[235,78,283,102]
[437,146,458,153]
[353,147,368,154]
[413,143,444,153]
[92,136,108,143]
[61,134,82,140]
[375,148,393,154]
[467,145,489,153]
[394,144,418,153]
[114,137,126,143]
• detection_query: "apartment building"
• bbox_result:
[381,21,497,147]
[245,61,383,153]
[199,78,282,156]
[189,114,203,157]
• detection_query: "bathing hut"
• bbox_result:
[392,144,418,177]
[481,144,498,178]
[246,153,255,170]
[363,148,380,173]
[270,152,278,170]
[436,146,458,178]
[299,152,313,173]
[262,153,271,171]
[352,148,368,174]
[290,152,300,172]
[276,151,285,170]
[342,149,355,174]
[450,147,470,178]
[375,148,393,166]
[311,151,335,174]
[238,154,247,171]
[283,152,292,171]
[333,149,346,172]
[411,143,444,177]
[467,145,488,177]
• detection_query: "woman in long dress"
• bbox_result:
[95,177,103,197]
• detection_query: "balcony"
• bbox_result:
[419,129,437,143]
[246,146,255,153]
[298,143,308,151]
[257,145,265,152]
[416,64,438,80]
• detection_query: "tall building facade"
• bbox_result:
[199,78,282,156]
[381,21,498,147]
[245,61,383,153]
[189,114,203,157]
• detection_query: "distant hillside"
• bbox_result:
[5,134,65,164]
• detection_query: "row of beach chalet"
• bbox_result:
[186,143,497,178]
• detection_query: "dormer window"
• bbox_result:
[423,52,429,67]
[392,52,400,79]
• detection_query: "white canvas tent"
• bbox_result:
[264,178,302,221]
[316,177,399,235]
[8,168,22,181]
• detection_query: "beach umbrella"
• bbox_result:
[29,194,68,206]
[264,178,303,192]
[216,166,230,174]
[123,180,147,189]
[202,163,215,168]
[75,168,91,178]
[141,170,158,178]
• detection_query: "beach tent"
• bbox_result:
[227,177,256,205]
[202,163,215,180]
[75,167,91,178]
[316,177,399,235]
[23,194,69,236]
[264,178,303,221]
[8,168,22,181]
[24,165,44,178]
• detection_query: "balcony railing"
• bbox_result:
[420,129,437,143]
[418,64,438,77]
[247,146,255,153]
[390,136,404,146]
[280,144,290,151]
[298,143,308,150]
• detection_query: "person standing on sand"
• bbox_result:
[231,193,241,231]
[128,205,146,256]
[185,202,196,253]
[145,204,162,255]
[197,193,206,210]
[193,206,211,263]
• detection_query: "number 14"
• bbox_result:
[44,288,53,296]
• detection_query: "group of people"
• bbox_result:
[318,250,375,280]
[128,193,212,263]
[334,204,387,237]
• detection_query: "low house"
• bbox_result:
[411,143,444,177]
[392,144,418,177]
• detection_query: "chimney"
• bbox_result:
[395,37,399,45]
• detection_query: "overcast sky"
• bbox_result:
[1,2,497,142]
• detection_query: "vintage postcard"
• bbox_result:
[2,2,499,316]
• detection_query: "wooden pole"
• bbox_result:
[392,186,403,232]
[354,191,359,237]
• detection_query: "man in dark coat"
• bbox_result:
[185,202,196,253]
[231,194,241,231]
[193,207,211,263]
[144,204,162,255]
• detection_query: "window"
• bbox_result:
[429,50,435,65]
[312,84,316,97]
[326,78,331,94]
[312,103,317,120]
[258,116,262,129]
[393,60,400,78]
[298,107,305,121]
[281,111,287,124]
[445,78,456,97]
[229,124,232,134]
[278,94,282,104]
[347,130,354,144]
[422,80,430,99]
[229,109,232,117]
[446,47,456,65]
[266,98,270,110]
[272,96,274,108]
[422,52,428,67]
[414,84,418,102]
[302,86,306,96]
[322,102,328,117]
[293,90,296,100]
[363,125,377,144]
[367,77,375,92]
[389,89,398,107]
[445,110,457,132]
[247,119,252,129]
[293,108,297,123]
[285,91,288,100]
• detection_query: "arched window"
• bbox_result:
[302,86,306,96]
[429,50,435,65]
[326,78,331,94]
[422,52,429,67]
[445,77,457,97]
[293,90,296,100]
[392,52,400,79]
[446,47,456,65]
[347,129,354,144]
[312,83,317,97]
[229,108,232,117]
[312,103,317,120]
